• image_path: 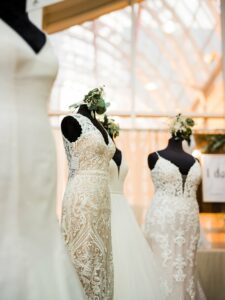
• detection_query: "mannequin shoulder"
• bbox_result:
[147,152,159,170]
[61,115,82,142]
[61,115,79,127]
[183,151,197,164]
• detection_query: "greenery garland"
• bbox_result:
[195,134,225,153]
[99,115,120,139]
[69,86,110,115]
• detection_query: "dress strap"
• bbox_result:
[70,113,95,135]
[156,151,160,158]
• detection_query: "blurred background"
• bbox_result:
[32,0,225,248]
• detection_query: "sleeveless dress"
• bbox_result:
[109,156,164,300]
[144,152,206,300]
[61,114,115,300]
[0,20,86,300]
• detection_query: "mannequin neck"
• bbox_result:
[0,0,46,54]
[77,104,96,119]
[0,1,27,17]
[166,137,183,151]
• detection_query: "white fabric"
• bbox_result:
[144,153,206,300]
[0,20,86,300]
[109,157,164,300]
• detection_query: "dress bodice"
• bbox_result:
[63,114,115,177]
[0,20,59,226]
[109,156,128,194]
[0,20,58,111]
[151,153,201,199]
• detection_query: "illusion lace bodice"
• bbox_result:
[61,113,115,300]
[145,153,205,300]
[151,155,201,199]
[109,157,128,194]
[63,114,115,176]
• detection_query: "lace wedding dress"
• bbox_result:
[61,114,115,300]
[110,156,164,300]
[144,152,206,300]
[0,20,86,300]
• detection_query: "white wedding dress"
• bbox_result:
[0,20,86,300]
[144,152,206,300]
[109,156,164,300]
[61,114,115,300]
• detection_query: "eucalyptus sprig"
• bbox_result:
[69,86,110,115]
[169,113,195,145]
[83,86,109,115]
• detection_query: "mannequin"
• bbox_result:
[0,0,46,53]
[145,123,206,299]
[148,136,196,175]
[61,104,109,145]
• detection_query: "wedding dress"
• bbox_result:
[0,20,86,299]
[144,152,206,300]
[109,156,164,300]
[61,114,115,300]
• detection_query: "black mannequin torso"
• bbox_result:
[112,147,122,171]
[0,0,46,54]
[61,105,109,145]
[148,137,196,175]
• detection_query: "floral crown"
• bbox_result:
[100,115,120,139]
[169,113,195,145]
[69,86,110,115]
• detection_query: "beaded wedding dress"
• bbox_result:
[61,114,115,300]
[0,20,86,300]
[144,152,206,300]
[109,156,164,300]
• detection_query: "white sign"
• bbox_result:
[26,0,63,11]
[202,154,225,203]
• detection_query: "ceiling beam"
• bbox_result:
[43,0,143,33]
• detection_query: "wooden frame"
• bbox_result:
[43,0,143,33]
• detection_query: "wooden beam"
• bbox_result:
[43,0,143,33]
[48,110,225,119]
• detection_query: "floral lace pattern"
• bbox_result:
[61,114,115,300]
[144,153,205,300]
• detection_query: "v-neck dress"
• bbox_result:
[0,20,86,300]
[144,152,206,300]
[61,113,115,300]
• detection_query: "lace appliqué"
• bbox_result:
[61,114,115,300]
[145,156,206,300]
